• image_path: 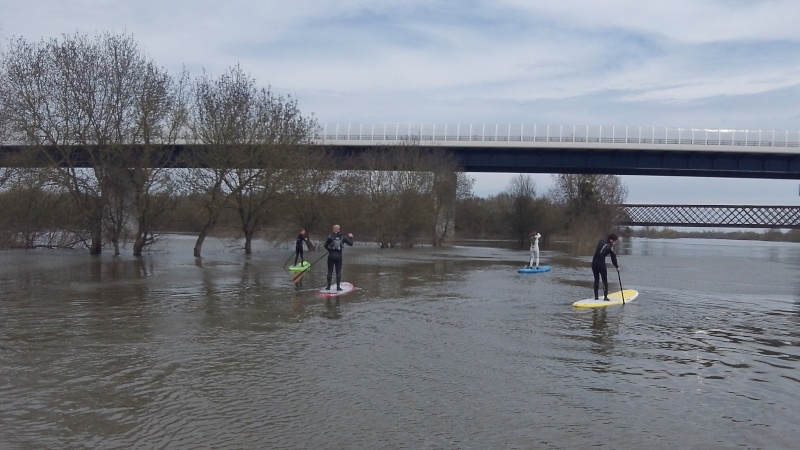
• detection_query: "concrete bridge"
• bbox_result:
[3,123,799,178]
[3,123,799,228]
[316,124,800,228]
[316,123,800,179]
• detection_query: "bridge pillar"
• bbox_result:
[433,171,458,246]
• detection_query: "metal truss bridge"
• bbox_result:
[618,205,800,229]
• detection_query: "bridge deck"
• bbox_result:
[322,143,800,179]
[315,124,800,179]
[4,120,800,180]
[318,137,800,154]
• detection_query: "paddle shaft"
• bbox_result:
[292,251,329,282]
[617,269,625,304]
[282,251,296,270]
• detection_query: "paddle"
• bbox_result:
[617,269,625,304]
[292,251,329,282]
[282,251,296,270]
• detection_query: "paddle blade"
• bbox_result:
[292,270,307,282]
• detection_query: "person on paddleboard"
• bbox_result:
[324,224,354,291]
[294,228,310,266]
[592,233,620,301]
[525,231,542,269]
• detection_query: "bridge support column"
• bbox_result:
[432,171,458,246]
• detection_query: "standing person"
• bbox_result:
[324,224,354,291]
[293,228,310,266]
[592,233,620,301]
[526,231,542,269]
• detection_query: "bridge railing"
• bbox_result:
[315,124,800,148]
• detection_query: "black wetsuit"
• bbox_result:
[294,233,308,265]
[324,232,354,289]
[592,239,618,299]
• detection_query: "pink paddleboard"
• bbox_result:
[316,282,355,298]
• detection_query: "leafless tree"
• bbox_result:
[279,147,340,247]
[340,142,463,248]
[503,174,539,247]
[185,65,317,256]
[126,67,189,256]
[549,173,628,251]
[185,65,265,257]
[339,164,395,247]
[0,32,187,255]
[0,169,88,249]
[455,195,507,240]
[228,91,317,254]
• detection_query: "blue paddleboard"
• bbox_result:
[517,265,550,273]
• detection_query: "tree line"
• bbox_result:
[0,31,629,256]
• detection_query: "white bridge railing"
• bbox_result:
[315,124,800,148]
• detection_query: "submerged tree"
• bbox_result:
[228,87,317,254]
[0,32,187,255]
[185,65,317,256]
[0,171,88,249]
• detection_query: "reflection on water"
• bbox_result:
[1,236,799,448]
[589,308,619,358]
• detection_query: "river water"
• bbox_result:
[1,235,799,449]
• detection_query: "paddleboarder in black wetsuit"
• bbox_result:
[293,228,310,266]
[324,224,354,291]
[592,233,620,301]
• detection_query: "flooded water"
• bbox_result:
[1,235,799,449]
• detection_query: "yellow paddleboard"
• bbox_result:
[572,289,639,308]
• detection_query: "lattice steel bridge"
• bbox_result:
[617,205,800,229]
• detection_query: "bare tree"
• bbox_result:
[179,163,230,258]
[503,174,539,247]
[127,67,189,256]
[0,32,187,255]
[392,165,436,247]
[0,34,103,253]
[279,147,340,246]
[455,195,509,240]
[184,66,255,257]
[185,65,316,256]
[549,173,628,251]
[339,164,398,247]
[341,143,462,248]
[228,90,317,254]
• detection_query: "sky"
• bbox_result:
[1,0,799,205]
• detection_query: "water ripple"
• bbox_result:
[1,239,799,448]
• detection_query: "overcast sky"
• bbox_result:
[2,1,799,204]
